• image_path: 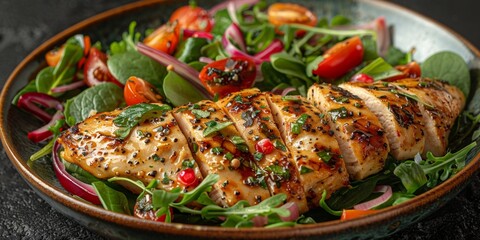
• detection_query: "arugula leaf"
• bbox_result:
[113,103,171,139]
[175,37,209,63]
[92,181,131,214]
[203,121,233,137]
[393,161,427,193]
[172,174,219,206]
[421,51,471,97]
[64,83,125,126]
[270,52,309,82]
[109,21,141,55]
[201,41,228,60]
[356,57,402,81]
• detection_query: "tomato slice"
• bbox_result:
[124,76,163,106]
[313,36,364,81]
[384,61,422,81]
[170,5,212,32]
[143,22,180,55]
[45,45,65,67]
[199,57,256,98]
[267,3,317,27]
[83,48,122,87]
[134,194,173,222]
[340,209,378,221]
[350,73,374,83]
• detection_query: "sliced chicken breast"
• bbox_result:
[173,100,271,207]
[266,93,350,207]
[217,89,308,213]
[58,106,203,193]
[340,81,425,160]
[307,84,389,179]
[389,78,466,156]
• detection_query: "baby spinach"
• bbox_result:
[175,37,209,63]
[107,50,167,91]
[356,57,402,81]
[270,52,309,82]
[163,62,207,106]
[211,9,232,36]
[92,181,131,214]
[64,83,125,126]
[113,103,171,139]
[421,51,471,96]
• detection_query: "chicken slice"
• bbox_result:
[58,106,203,193]
[266,93,350,207]
[307,84,389,180]
[389,78,466,156]
[340,81,425,160]
[217,89,308,213]
[173,100,271,207]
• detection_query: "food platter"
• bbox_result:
[1,0,479,239]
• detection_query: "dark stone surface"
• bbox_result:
[0,0,478,239]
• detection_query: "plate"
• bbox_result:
[1,0,479,239]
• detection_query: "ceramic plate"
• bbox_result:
[1,0,479,239]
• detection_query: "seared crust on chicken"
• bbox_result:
[266,93,349,207]
[307,84,390,180]
[388,78,465,156]
[58,107,203,193]
[217,89,308,213]
[340,81,426,160]
[173,100,271,207]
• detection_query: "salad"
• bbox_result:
[14,0,480,228]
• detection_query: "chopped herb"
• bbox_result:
[231,136,245,145]
[354,102,363,108]
[222,180,229,187]
[254,152,263,161]
[273,139,287,151]
[136,130,144,137]
[182,159,196,169]
[317,150,333,163]
[192,142,199,153]
[203,121,233,137]
[300,166,314,174]
[262,117,270,121]
[333,96,350,103]
[213,93,219,102]
[242,109,260,127]
[291,114,310,134]
[152,154,161,161]
[266,164,290,181]
[281,95,301,102]
[234,95,243,103]
[161,172,171,184]
[189,104,200,109]
[191,109,211,118]
[318,113,325,119]
[328,107,349,122]
[211,147,224,155]
[260,105,267,109]
[224,152,234,161]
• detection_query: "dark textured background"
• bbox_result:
[0,0,479,239]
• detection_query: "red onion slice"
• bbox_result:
[199,57,214,64]
[279,202,300,222]
[51,80,86,93]
[223,23,247,52]
[208,0,259,16]
[253,39,284,61]
[281,87,297,97]
[27,110,64,143]
[183,29,214,40]
[52,141,101,205]
[353,185,392,210]
[17,92,63,122]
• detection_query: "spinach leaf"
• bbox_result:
[163,70,207,107]
[107,50,167,91]
[12,80,36,104]
[175,37,209,63]
[393,161,427,193]
[201,41,228,60]
[211,9,232,36]
[356,57,402,81]
[361,37,379,62]
[270,52,309,82]
[64,82,125,126]
[92,181,131,214]
[384,46,408,66]
[63,160,99,184]
[421,51,471,96]
[113,103,171,139]
[255,62,289,91]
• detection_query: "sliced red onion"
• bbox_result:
[253,39,284,61]
[227,1,240,24]
[17,92,63,122]
[353,185,392,210]
[137,43,212,100]
[27,110,64,143]
[183,29,214,40]
[222,23,247,54]
[51,80,86,93]
[199,57,214,64]
[208,0,259,16]
[281,87,297,97]
[251,215,268,227]
[52,141,101,205]
[279,202,300,222]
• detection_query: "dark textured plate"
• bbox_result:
[1,0,479,239]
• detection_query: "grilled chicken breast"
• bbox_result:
[217,89,308,213]
[173,100,271,207]
[266,93,349,206]
[340,81,426,160]
[58,107,203,193]
[389,78,465,156]
[307,84,389,180]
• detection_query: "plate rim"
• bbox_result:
[1,0,479,238]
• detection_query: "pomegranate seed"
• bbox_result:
[350,73,374,83]
[255,139,275,154]
[178,168,198,187]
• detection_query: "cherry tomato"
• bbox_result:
[83,48,122,87]
[199,57,256,98]
[124,76,163,106]
[143,22,180,55]
[45,46,65,67]
[177,168,198,187]
[267,3,317,27]
[350,73,374,83]
[384,61,422,81]
[255,139,275,155]
[340,209,378,221]
[134,194,173,222]
[170,5,212,32]
[313,36,364,81]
